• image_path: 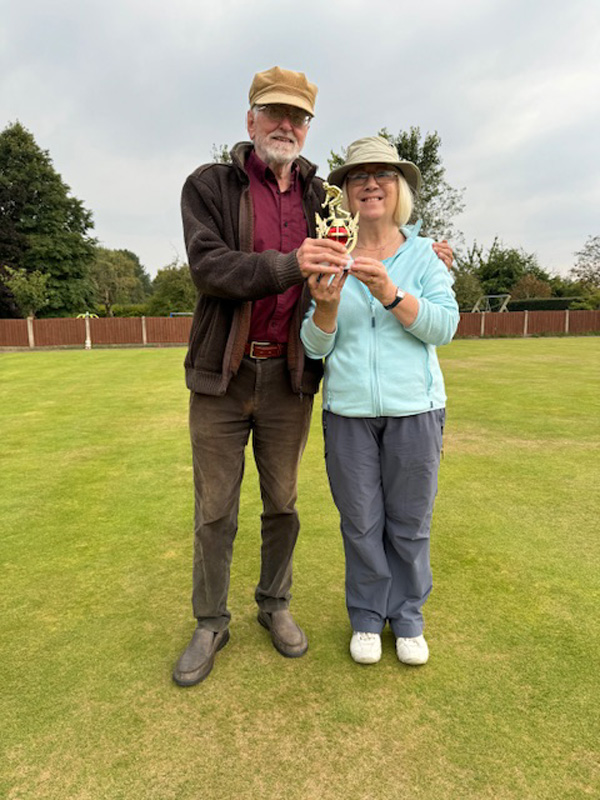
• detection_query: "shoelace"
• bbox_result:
[356,632,379,641]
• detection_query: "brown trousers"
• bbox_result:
[189,356,313,631]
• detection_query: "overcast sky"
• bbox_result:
[2,0,599,277]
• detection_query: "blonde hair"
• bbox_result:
[341,169,414,227]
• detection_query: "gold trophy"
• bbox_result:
[315,182,359,261]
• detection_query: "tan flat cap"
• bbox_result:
[249,66,318,116]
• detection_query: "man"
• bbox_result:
[173,66,452,686]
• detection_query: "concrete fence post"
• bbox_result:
[141,316,147,345]
[27,316,35,348]
[523,310,529,337]
[84,316,92,350]
[565,309,570,334]
[480,312,486,338]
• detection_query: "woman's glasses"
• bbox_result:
[346,169,399,186]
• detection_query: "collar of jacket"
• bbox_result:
[229,141,319,193]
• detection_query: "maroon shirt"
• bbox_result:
[246,150,307,343]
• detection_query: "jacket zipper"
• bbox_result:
[358,282,382,416]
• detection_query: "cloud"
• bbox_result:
[1,0,599,275]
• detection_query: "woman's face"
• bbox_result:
[346,163,399,223]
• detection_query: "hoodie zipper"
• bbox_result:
[358,282,382,416]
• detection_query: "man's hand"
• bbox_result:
[297,238,349,278]
[432,239,453,270]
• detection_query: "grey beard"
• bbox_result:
[259,140,301,168]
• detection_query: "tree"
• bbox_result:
[569,290,600,310]
[456,238,547,297]
[211,144,232,164]
[451,266,483,310]
[328,127,465,243]
[570,235,600,288]
[510,274,552,300]
[115,249,153,298]
[147,261,197,316]
[548,274,586,298]
[0,121,96,317]
[89,248,145,316]
[479,242,545,296]
[1,265,49,317]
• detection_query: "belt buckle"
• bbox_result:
[249,341,270,359]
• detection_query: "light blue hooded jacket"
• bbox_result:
[300,225,459,418]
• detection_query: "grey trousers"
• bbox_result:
[189,357,313,631]
[323,409,444,638]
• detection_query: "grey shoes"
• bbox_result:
[173,609,308,687]
[172,627,230,687]
[257,609,308,658]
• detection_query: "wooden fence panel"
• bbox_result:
[527,311,566,335]
[34,318,86,346]
[3,310,599,348]
[0,319,29,347]
[569,310,600,334]
[146,316,192,344]
[484,312,526,336]
[90,317,144,345]
[456,314,482,337]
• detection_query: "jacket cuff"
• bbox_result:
[405,300,427,335]
[301,316,336,358]
[277,251,304,290]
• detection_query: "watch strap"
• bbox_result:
[384,288,405,310]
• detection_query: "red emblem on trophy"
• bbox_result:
[315,183,359,257]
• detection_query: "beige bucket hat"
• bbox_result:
[328,135,421,193]
[248,66,318,116]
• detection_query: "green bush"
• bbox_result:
[569,291,600,311]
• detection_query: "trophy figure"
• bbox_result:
[315,182,359,260]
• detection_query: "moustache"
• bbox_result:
[268,132,298,145]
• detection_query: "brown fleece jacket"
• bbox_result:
[182,141,325,396]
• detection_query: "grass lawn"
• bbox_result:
[1,338,599,799]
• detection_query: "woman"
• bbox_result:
[300,136,459,666]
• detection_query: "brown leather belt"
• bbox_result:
[244,341,287,359]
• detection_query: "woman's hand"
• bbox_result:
[350,257,396,306]
[308,270,348,333]
[351,256,419,326]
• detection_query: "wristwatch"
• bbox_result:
[383,287,406,310]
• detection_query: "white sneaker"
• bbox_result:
[350,632,382,664]
[396,634,429,665]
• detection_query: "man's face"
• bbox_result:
[247,104,310,168]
